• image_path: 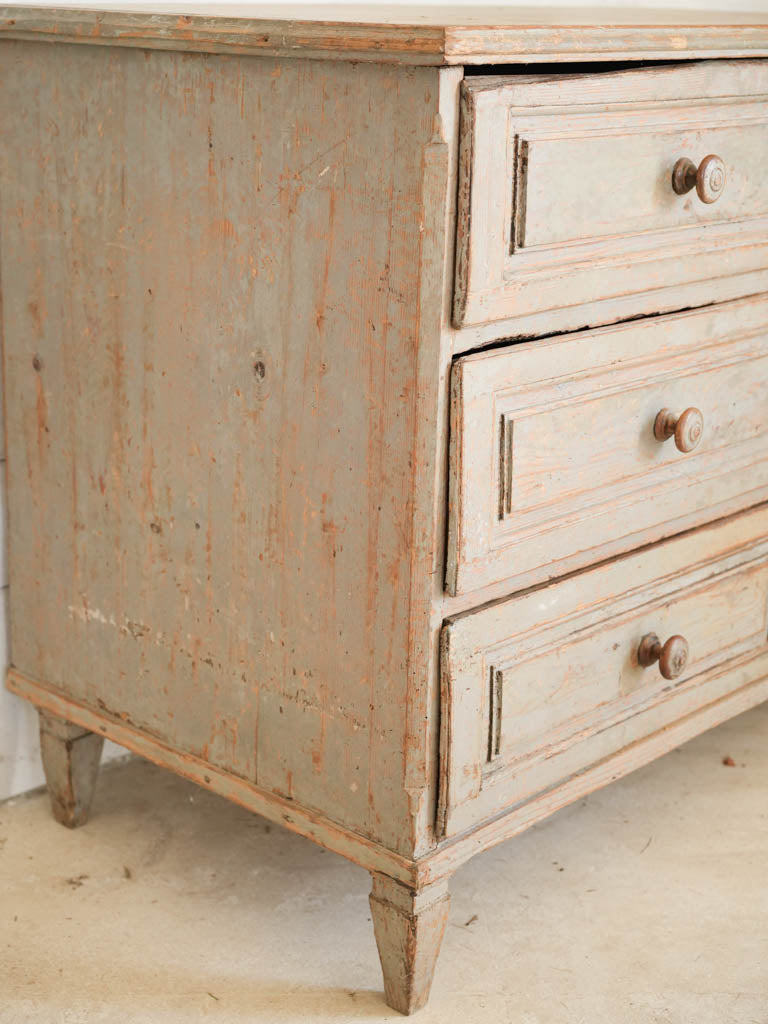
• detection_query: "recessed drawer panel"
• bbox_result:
[454,60,768,332]
[438,505,768,838]
[447,296,768,597]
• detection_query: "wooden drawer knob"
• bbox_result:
[638,633,689,680]
[653,406,703,453]
[672,154,726,204]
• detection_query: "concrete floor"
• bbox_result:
[1,705,767,1024]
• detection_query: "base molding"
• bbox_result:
[6,667,418,884]
[9,666,768,889]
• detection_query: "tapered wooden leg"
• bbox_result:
[38,710,104,828]
[369,874,450,1014]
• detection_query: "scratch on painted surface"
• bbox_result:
[66,603,252,667]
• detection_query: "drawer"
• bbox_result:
[454,60,768,332]
[438,505,768,838]
[446,295,768,597]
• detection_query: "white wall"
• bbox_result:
[0,369,41,798]
[2,0,765,798]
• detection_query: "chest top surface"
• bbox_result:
[2,4,768,64]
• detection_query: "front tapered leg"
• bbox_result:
[38,710,104,828]
[369,874,450,1014]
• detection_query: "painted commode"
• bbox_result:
[2,5,768,1013]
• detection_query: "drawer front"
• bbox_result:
[447,296,768,597]
[439,505,768,838]
[454,60,768,331]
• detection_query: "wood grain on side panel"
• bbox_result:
[0,42,447,856]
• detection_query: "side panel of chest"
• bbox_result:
[0,41,446,854]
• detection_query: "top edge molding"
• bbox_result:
[2,6,768,66]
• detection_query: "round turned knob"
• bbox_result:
[638,633,690,680]
[653,406,704,453]
[672,154,726,204]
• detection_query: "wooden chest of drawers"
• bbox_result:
[2,6,768,1014]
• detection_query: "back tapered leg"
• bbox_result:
[38,710,104,828]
